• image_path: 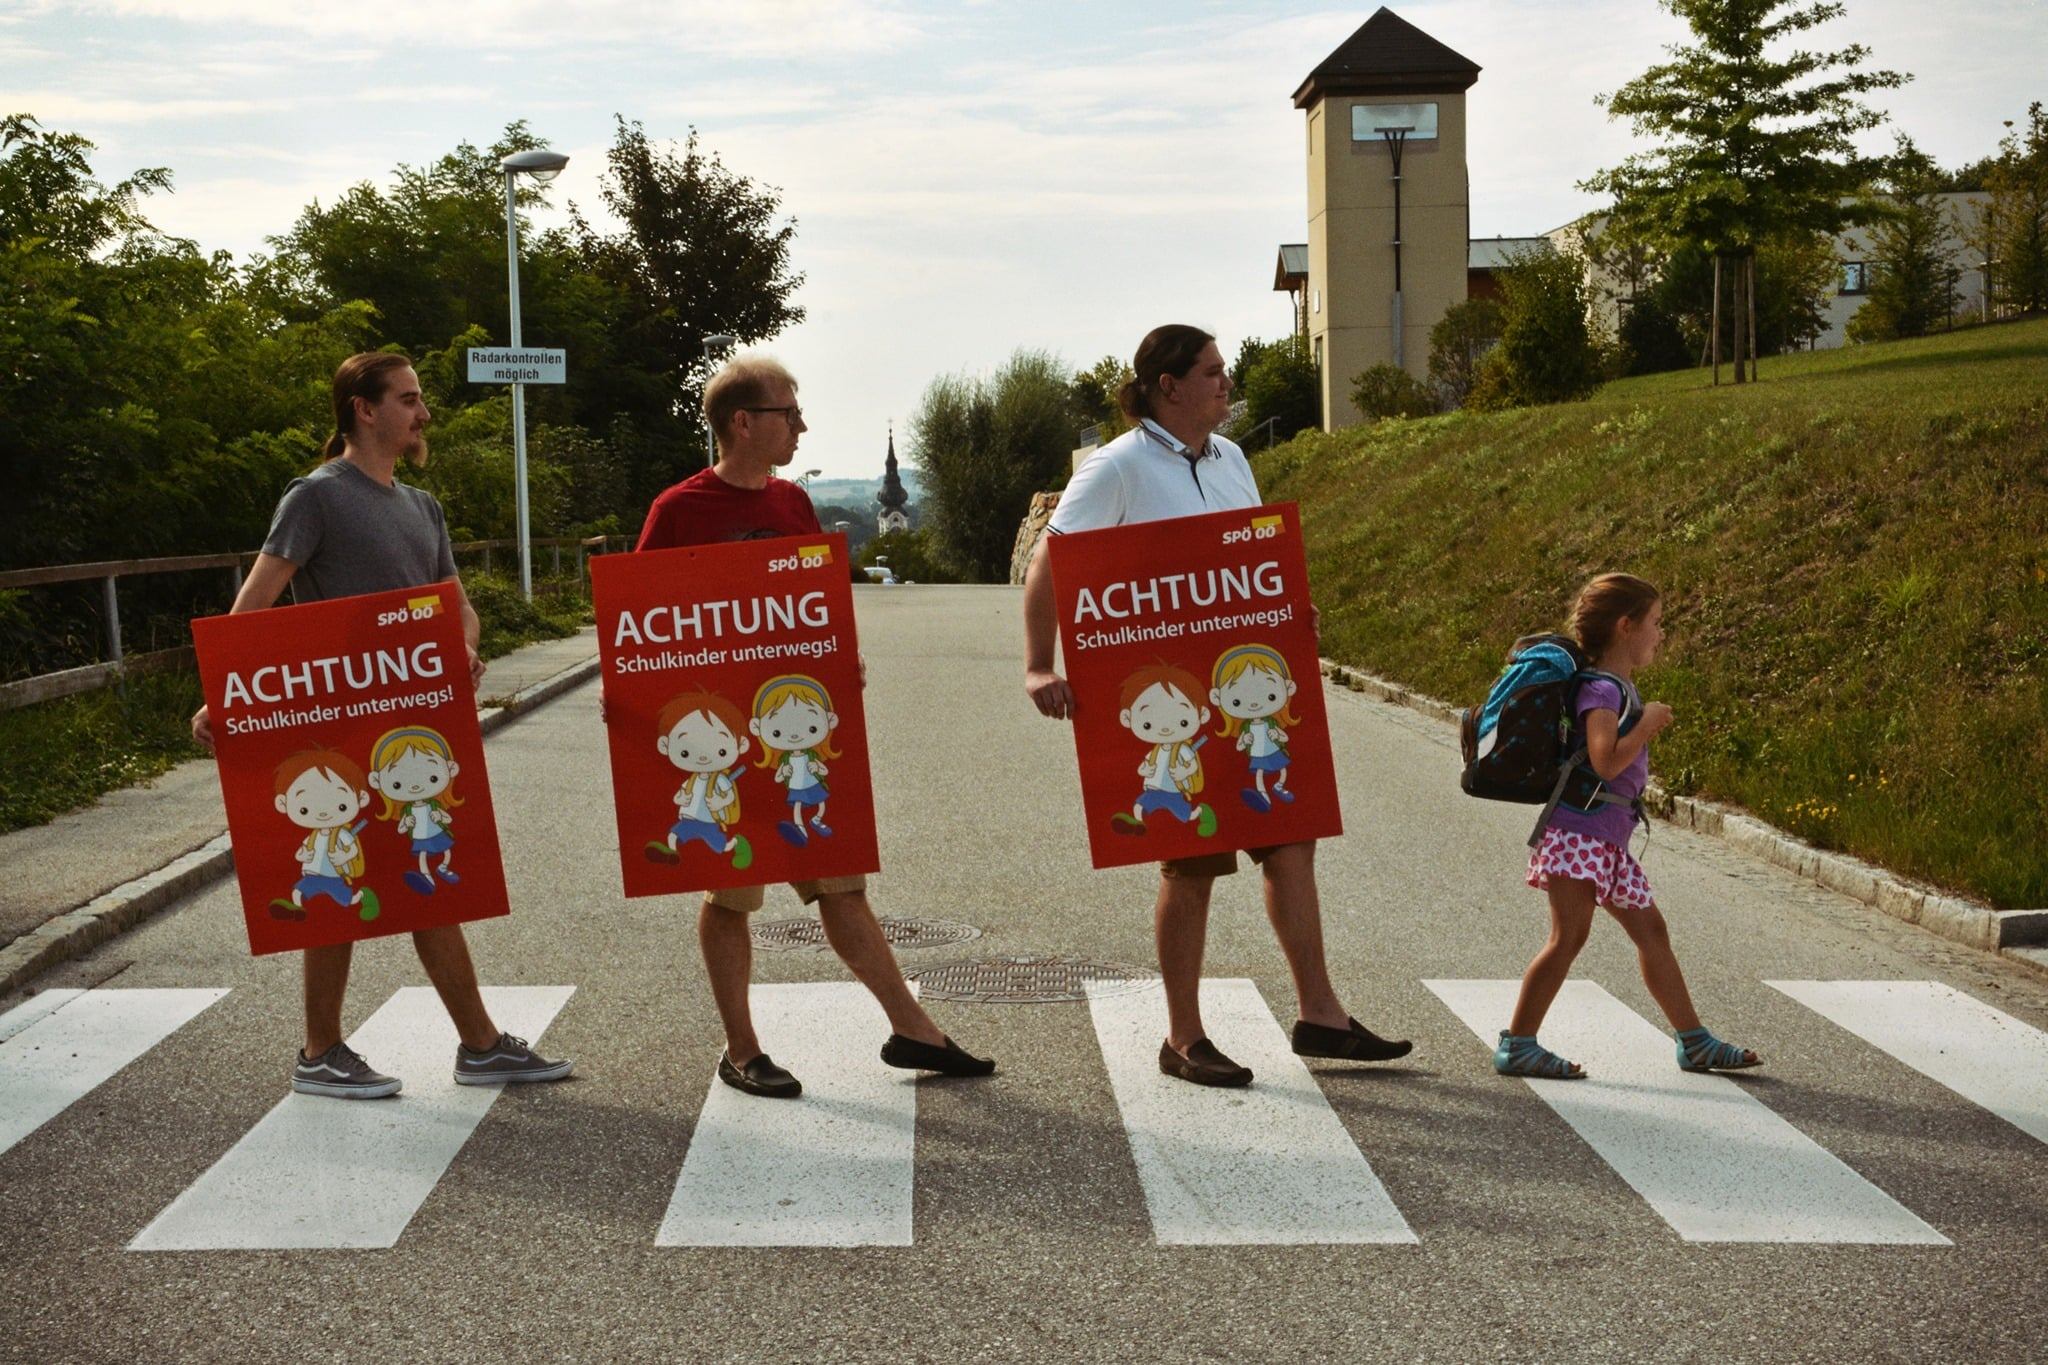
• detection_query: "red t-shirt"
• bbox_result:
[634,466,822,551]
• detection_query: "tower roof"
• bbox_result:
[1292,7,1480,109]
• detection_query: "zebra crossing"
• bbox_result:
[2,977,2043,1252]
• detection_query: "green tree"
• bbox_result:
[907,350,1076,582]
[1983,102,2048,315]
[856,528,961,584]
[1237,335,1320,445]
[1583,0,1906,383]
[573,118,806,501]
[1846,138,1957,342]
[1069,353,1132,442]
[1470,245,1603,409]
[1426,296,1504,405]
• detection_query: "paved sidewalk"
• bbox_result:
[0,627,597,952]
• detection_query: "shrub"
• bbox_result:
[1349,363,1436,421]
[1237,335,1321,446]
[1426,297,1503,406]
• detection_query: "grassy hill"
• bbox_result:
[1256,319,2048,908]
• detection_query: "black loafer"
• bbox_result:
[1158,1038,1253,1088]
[1291,1016,1412,1063]
[718,1051,802,1098]
[880,1034,996,1076]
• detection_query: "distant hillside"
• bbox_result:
[1256,319,2048,908]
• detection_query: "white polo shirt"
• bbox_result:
[1046,418,1262,535]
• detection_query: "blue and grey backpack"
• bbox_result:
[1459,633,1642,846]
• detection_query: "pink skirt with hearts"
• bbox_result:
[1526,827,1654,911]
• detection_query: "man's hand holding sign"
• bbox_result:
[193,582,511,955]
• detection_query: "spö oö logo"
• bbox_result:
[1222,514,1283,546]
[768,544,834,573]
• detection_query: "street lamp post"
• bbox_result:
[500,148,569,600]
[702,333,735,468]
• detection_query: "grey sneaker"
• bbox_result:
[292,1041,402,1099]
[454,1033,574,1086]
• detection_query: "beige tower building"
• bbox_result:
[1295,8,1479,428]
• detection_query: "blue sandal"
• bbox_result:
[1493,1031,1585,1079]
[1676,1028,1760,1072]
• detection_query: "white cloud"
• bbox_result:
[57,0,928,56]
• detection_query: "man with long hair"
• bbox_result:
[192,352,572,1099]
[1022,324,1412,1088]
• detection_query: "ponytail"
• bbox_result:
[327,352,416,461]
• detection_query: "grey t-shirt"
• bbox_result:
[261,458,459,604]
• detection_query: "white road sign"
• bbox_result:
[467,347,566,384]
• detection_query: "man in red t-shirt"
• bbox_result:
[629,355,993,1098]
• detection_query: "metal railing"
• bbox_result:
[0,535,625,712]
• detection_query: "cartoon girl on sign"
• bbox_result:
[270,747,379,923]
[1110,663,1218,838]
[645,689,754,870]
[368,726,464,896]
[1210,644,1303,813]
[751,674,842,848]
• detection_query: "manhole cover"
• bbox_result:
[750,916,983,952]
[905,954,1160,1004]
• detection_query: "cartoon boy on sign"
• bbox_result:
[271,747,380,923]
[646,689,755,870]
[1110,663,1217,838]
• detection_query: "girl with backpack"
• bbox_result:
[1495,572,1761,1080]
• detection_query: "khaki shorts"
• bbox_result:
[1160,840,1310,880]
[704,875,867,914]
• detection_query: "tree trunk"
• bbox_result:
[1753,254,1769,384]
[1733,252,1748,384]
[1711,255,1722,386]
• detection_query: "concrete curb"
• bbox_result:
[0,655,601,999]
[1319,658,2048,980]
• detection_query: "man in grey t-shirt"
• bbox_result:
[192,352,572,1099]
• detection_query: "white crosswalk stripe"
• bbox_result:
[1425,979,1950,1244]
[0,988,230,1159]
[658,982,919,1247]
[1087,978,1416,1245]
[129,985,574,1251]
[11,976,2044,1250]
[1768,980,2048,1146]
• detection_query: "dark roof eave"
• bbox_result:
[1292,68,1479,107]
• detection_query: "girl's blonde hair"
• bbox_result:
[1568,573,1661,659]
[751,674,843,768]
[1210,644,1303,739]
[368,725,465,822]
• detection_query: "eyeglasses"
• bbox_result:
[742,405,804,425]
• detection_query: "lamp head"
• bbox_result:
[502,150,571,184]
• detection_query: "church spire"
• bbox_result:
[877,422,908,514]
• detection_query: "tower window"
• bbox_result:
[1352,102,1438,142]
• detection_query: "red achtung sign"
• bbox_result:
[192,582,510,955]
[1046,502,1341,869]
[592,532,878,898]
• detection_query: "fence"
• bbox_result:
[0,535,623,712]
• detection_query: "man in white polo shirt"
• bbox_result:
[1021,324,1411,1088]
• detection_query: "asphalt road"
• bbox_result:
[3,587,2044,1363]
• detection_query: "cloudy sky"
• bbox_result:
[7,0,2042,478]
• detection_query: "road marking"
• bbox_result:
[1,989,230,1158]
[1768,980,2048,1146]
[129,985,574,1251]
[1086,978,1416,1245]
[658,982,919,1247]
[1425,979,1949,1244]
